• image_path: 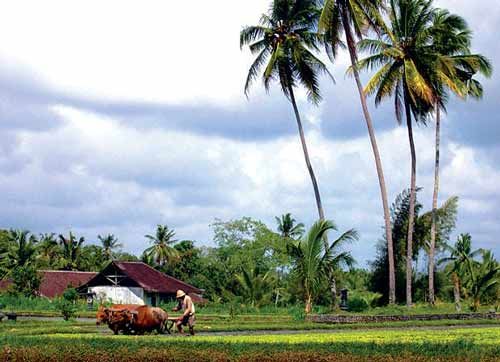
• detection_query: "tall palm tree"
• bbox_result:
[144,225,179,267]
[319,0,397,305]
[287,219,357,312]
[98,234,123,261]
[240,0,333,223]
[355,0,440,306]
[425,9,492,304]
[275,213,305,239]
[58,232,85,270]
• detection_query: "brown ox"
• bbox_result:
[110,306,168,335]
[95,304,142,326]
[106,309,135,335]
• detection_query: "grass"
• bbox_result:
[1,317,499,334]
[0,324,499,361]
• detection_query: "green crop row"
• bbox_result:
[2,318,500,335]
[1,327,499,361]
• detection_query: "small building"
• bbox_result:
[0,270,97,298]
[77,261,204,306]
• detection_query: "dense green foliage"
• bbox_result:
[369,189,458,304]
[0,211,497,313]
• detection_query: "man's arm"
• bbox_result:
[172,300,182,312]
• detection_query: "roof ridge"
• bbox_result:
[39,270,97,274]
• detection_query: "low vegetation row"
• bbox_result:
[2,318,500,335]
[1,326,499,361]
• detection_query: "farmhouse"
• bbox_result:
[77,261,204,306]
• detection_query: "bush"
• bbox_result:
[347,296,369,312]
[56,287,79,321]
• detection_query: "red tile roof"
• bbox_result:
[0,271,96,298]
[38,270,97,298]
[112,261,202,295]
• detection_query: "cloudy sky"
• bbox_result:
[0,0,498,266]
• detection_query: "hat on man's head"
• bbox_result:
[176,290,186,298]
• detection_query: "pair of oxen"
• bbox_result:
[96,304,169,335]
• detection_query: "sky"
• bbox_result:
[0,0,498,267]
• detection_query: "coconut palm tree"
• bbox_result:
[236,266,272,307]
[425,9,492,304]
[98,234,123,261]
[319,0,397,305]
[439,233,482,311]
[355,0,442,306]
[144,225,179,267]
[36,233,60,269]
[0,230,38,278]
[275,213,305,239]
[287,219,357,312]
[240,0,333,223]
[466,250,499,311]
[58,232,85,270]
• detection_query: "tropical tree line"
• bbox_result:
[1,200,497,311]
[240,0,492,306]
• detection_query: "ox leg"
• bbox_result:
[166,320,173,334]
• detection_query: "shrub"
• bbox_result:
[347,296,369,312]
[56,287,79,321]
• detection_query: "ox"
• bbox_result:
[96,304,142,326]
[108,306,168,335]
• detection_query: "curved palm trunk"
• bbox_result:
[341,9,396,304]
[428,104,440,305]
[288,85,325,222]
[288,85,337,307]
[404,93,416,308]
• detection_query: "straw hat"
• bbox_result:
[176,290,186,298]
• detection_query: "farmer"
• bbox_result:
[172,289,196,335]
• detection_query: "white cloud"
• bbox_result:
[0,0,271,104]
[2,105,498,261]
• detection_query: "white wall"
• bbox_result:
[89,286,145,305]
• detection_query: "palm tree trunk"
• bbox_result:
[404,92,416,308]
[287,85,325,222]
[429,104,440,305]
[452,272,461,312]
[330,276,337,306]
[288,85,339,306]
[341,10,396,304]
[305,293,313,314]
